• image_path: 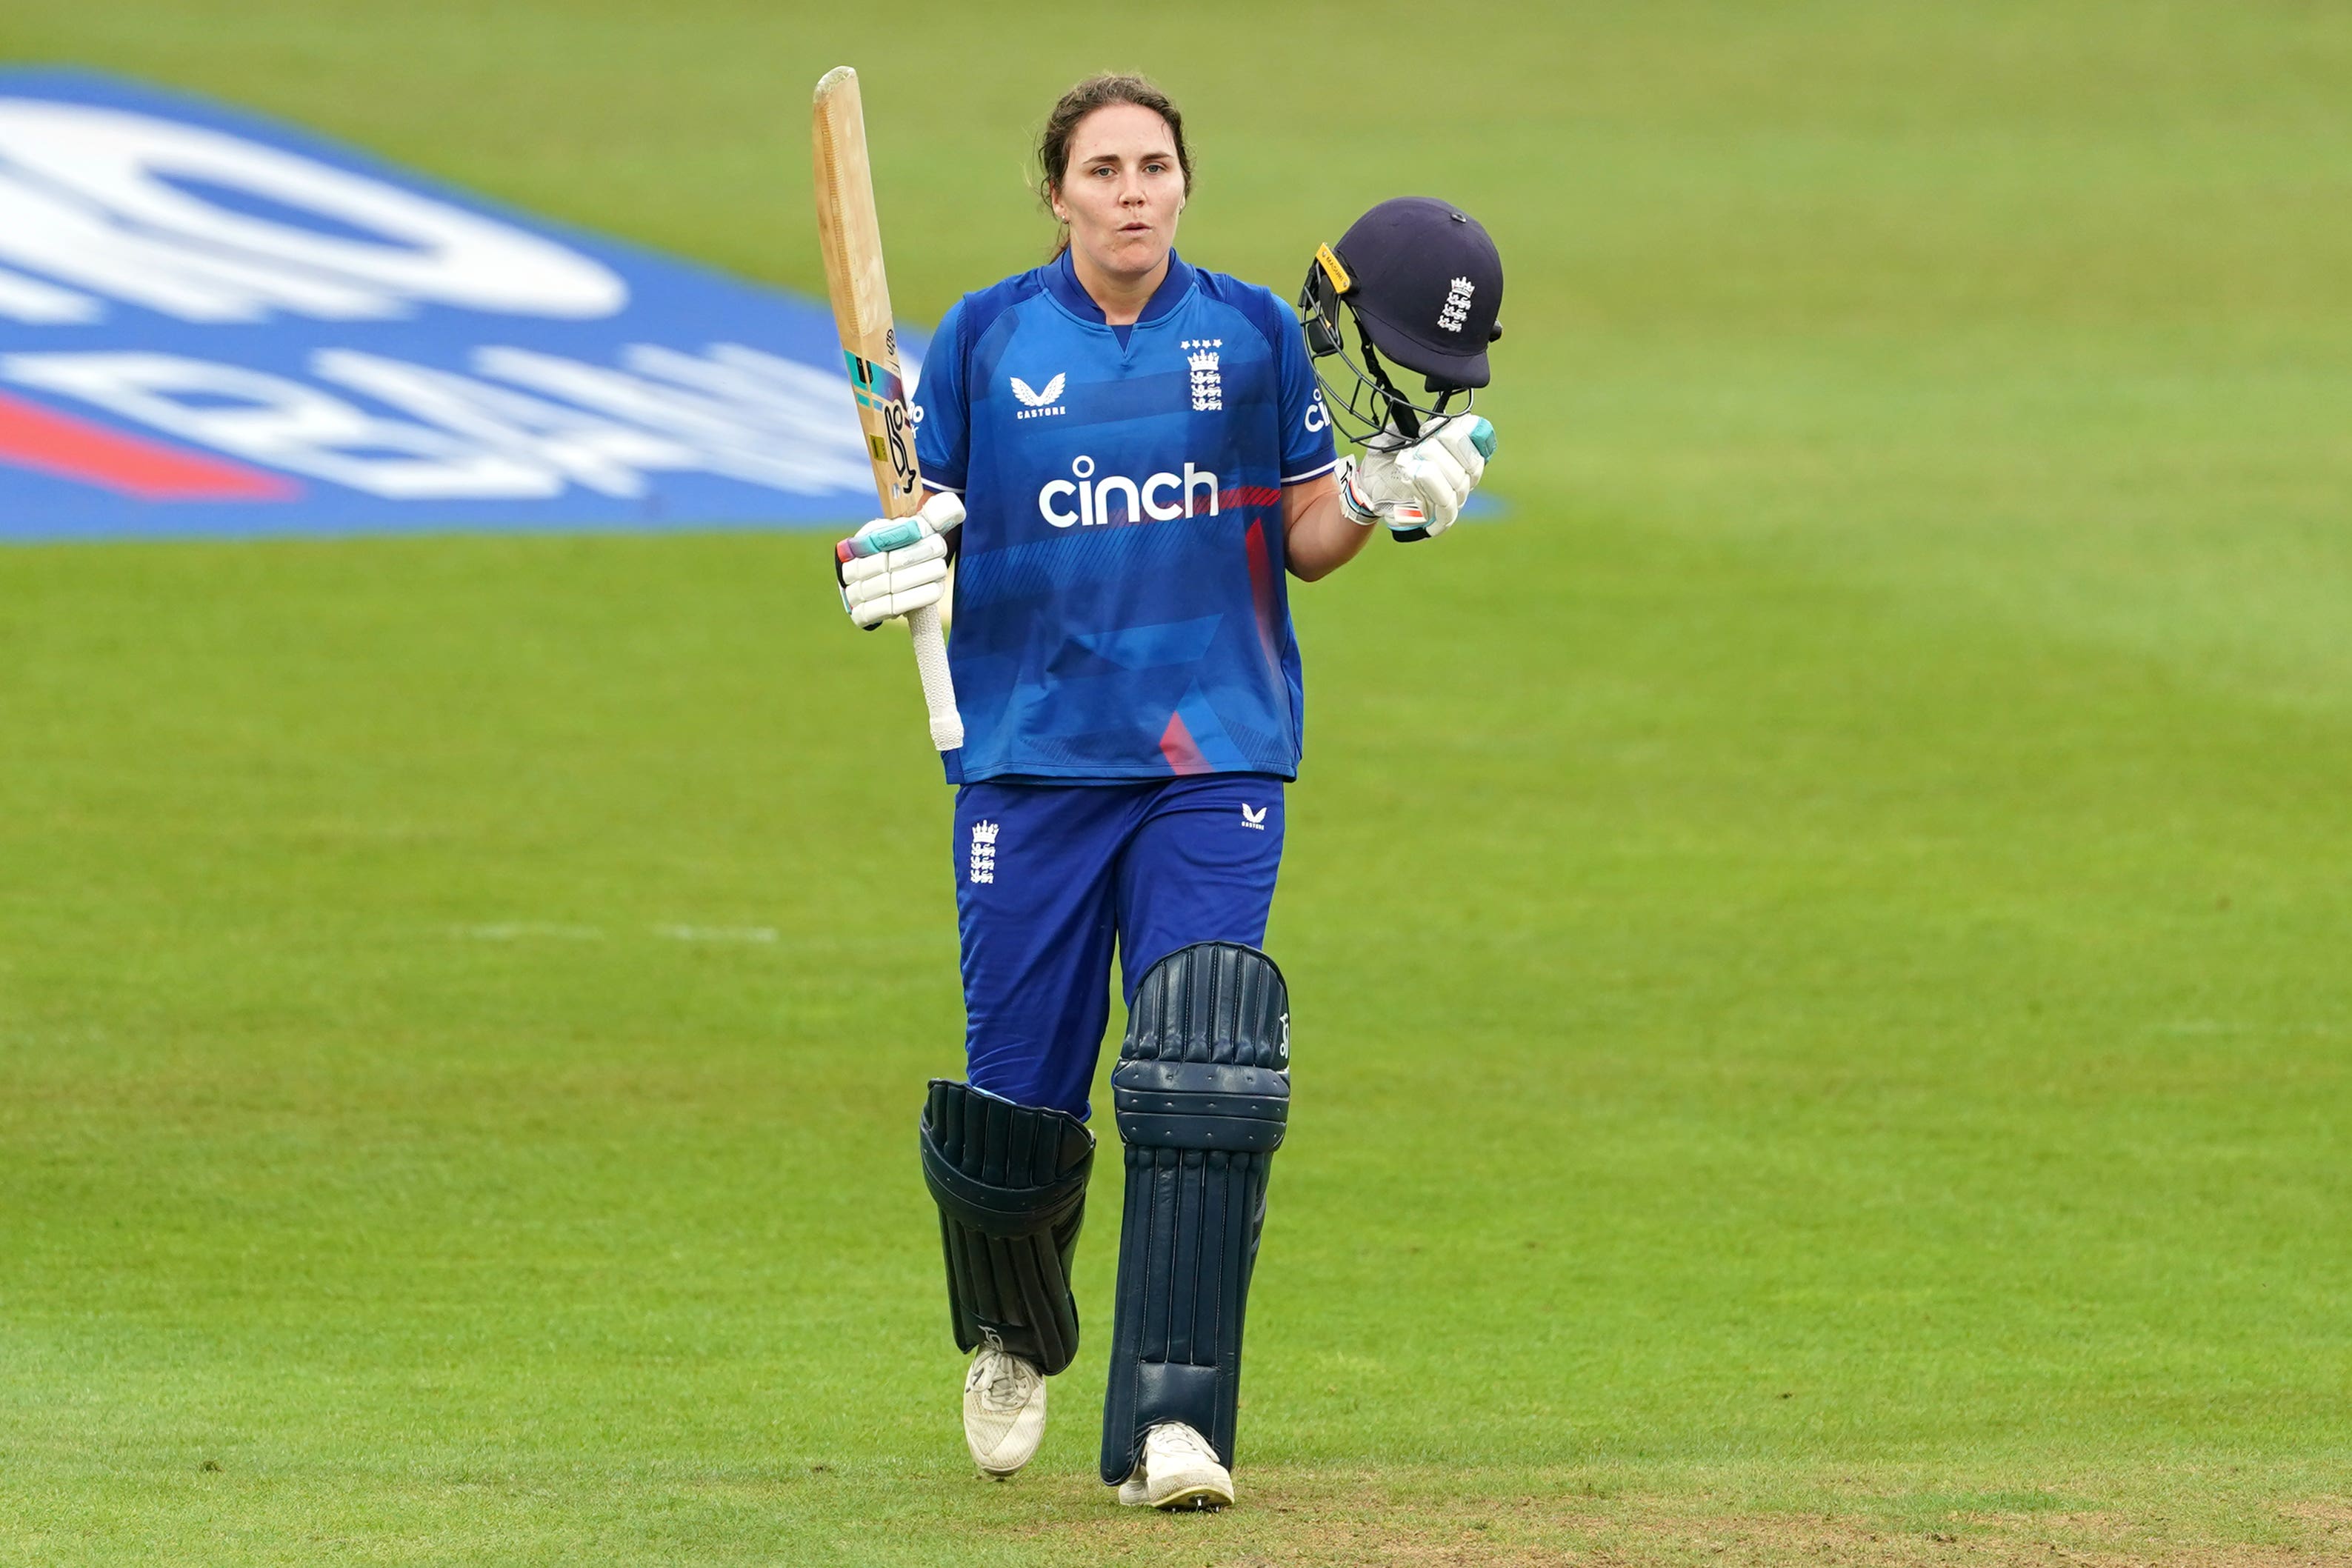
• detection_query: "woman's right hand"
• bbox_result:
[835,490,965,628]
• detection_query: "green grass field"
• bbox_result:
[4,2,2351,1562]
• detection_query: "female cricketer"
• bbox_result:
[833,74,1503,1510]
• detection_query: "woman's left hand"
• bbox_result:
[1337,415,1496,538]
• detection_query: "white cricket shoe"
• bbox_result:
[1115,1421,1233,1510]
[962,1347,1047,1478]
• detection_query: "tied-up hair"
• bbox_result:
[1036,73,1193,258]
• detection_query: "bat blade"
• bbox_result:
[813,65,919,519]
[812,65,962,753]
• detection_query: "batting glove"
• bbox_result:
[1336,415,1496,538]
[836,490,964,628]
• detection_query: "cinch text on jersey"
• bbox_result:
[1038,454,1220,528]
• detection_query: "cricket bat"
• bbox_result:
[812,65,963,753]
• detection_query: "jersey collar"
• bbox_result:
[1042,247,1196,331]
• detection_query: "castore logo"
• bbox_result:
[1010,373,1066,419]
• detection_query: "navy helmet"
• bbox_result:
[1299,196,1503,442]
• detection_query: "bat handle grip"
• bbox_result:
[905,604,963,753]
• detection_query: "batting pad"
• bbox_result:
[919,1079,1096,1377]
[1099,941,1291,1483]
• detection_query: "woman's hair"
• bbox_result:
[1036,73,1192,257]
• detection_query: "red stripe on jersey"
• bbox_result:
[1242,518,1281,677]
[0,392,302,501]
[1210,484,1282,513]
[1158,710,1212,775]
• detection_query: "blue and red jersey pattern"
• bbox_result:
[914,250,1339,784]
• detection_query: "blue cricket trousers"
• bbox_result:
[953,774,1287,1119]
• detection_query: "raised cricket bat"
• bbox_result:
[812,65,963,753]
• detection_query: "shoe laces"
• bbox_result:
[974,1350,1039,1412]
[1148,1421,1217,1463]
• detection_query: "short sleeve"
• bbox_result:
[913,298,969,493]
[1276,306,1339,484]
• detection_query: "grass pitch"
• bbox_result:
[4,2,2351,1564]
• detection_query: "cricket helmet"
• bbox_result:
[1299,196,1503,442]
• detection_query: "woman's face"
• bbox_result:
[1051,103,1185,281]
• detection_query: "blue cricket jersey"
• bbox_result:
[913,249,1339,784]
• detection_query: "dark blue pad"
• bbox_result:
[920,1079,1095,1377]
[1099,941,1290,1482]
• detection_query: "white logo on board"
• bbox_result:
[1182,338,1222,412]
[0,99,624,326]
[1010,373,1066,418]
[0,341,876,499]
[1437,276,1475,333]
[0,96,910,505]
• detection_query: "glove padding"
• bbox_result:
[836,490,965,628]
[1337,415,1496,538]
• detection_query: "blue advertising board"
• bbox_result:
[0,70,902,541]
